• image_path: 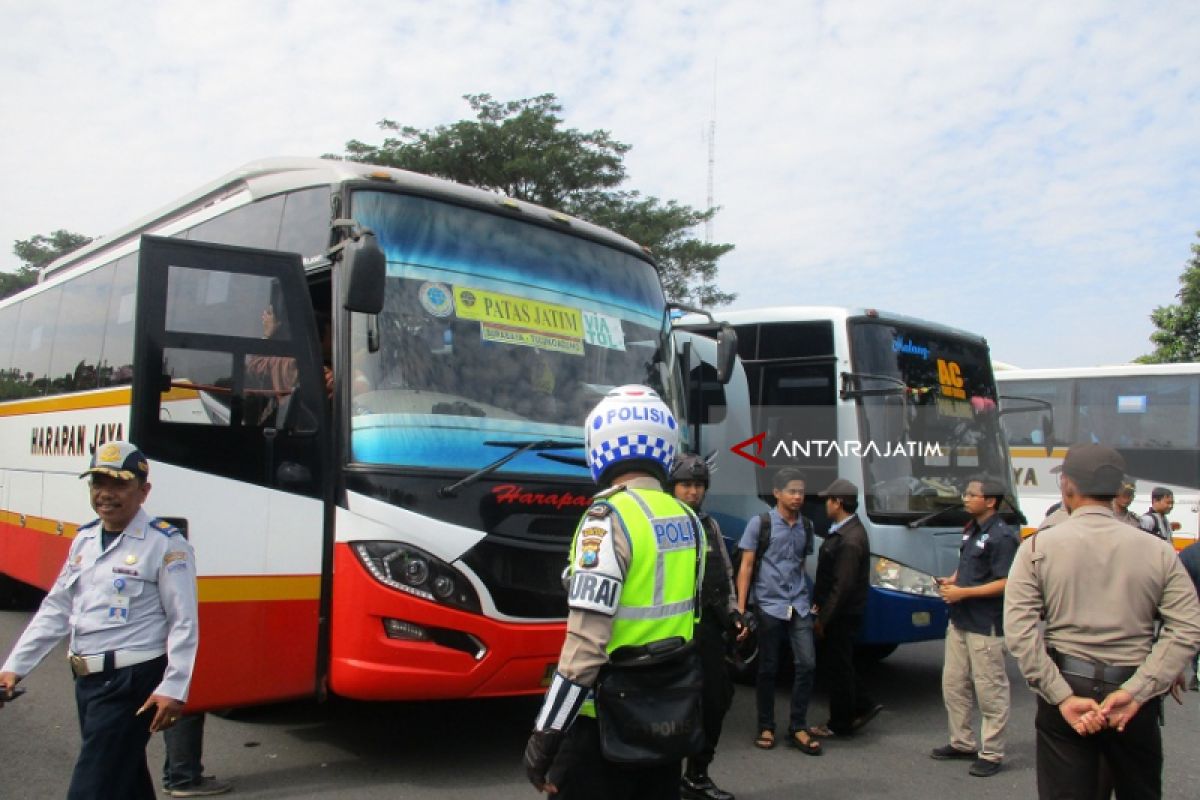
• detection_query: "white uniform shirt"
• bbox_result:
[1,508,199,701]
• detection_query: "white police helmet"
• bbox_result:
[585,384,679,484]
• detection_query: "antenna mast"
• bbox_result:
[705,62,717,244]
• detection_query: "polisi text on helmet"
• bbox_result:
[606,406,666,425]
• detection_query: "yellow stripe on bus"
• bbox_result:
[0,386,201,417]
[1009,447,1070,458]
[0,510,79,538]
[198,575,321,603]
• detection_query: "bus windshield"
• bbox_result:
[848,320,1012,520]
[348,190,680,475]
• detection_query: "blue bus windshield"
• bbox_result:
[348,191,676,475]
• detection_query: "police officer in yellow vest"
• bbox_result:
[523,385,704,798]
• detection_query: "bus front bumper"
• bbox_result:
[857,587,949,645]
[328,544,564,701]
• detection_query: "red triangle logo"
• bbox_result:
[730,432,767,468]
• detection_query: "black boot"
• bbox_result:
[681,767,735,800]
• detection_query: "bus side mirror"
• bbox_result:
[342,231,385,315]
[715,324,737,385]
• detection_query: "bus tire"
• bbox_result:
[0,574,43,611]
[853,643,898,664]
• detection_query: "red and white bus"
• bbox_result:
[0,158,704,710]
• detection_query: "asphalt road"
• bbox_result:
[2,607,1197,799]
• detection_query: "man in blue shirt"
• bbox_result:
[735,467,820,755]
[930,475,1019,778]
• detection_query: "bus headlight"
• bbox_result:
[352,542,481,613]
[870,556,940,598]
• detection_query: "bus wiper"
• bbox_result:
[840,372,932,402]
[907,493,1027,529]
[907,502,964,529]
[437,439,584,498]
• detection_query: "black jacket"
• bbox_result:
[812,515,870,627]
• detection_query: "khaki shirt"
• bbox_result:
[556,476,649,686]
[1037,505,1070,532]
[1005,504,1200,705]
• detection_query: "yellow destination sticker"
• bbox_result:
[454,287,582,339]
[480,323,584,356]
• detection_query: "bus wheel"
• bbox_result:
[853,644,898,664]
[0,574,43,610]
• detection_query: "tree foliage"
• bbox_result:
[337,93,735,307]
[1,230,93,300]
[1138,231,1200,363]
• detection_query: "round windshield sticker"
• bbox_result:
[419,282,454,317]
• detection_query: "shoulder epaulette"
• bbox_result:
[150,518,182,537]
[586,485,626,517]
[593,484,626,500]
[77,519,101,533]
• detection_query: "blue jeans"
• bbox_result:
[755,611,816,734]
[162,713,206,789]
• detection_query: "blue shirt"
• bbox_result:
[738,508,813,621]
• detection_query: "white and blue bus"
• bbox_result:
[683,306,1020,658]
[997,363,1200,547]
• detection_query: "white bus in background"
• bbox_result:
[996,364,1200,547]
[684,306,1020,660]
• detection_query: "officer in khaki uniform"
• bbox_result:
[0,442,199,800]
[1005,444,1200,799]
[523,385,703,799]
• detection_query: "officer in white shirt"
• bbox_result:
[0,442,199,800]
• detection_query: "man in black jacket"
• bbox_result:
[810,479,882,738]
[670,454,738,800]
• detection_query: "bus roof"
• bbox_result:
[39,157,651,281]
[698,305,988,347]
[995,363,1200,381]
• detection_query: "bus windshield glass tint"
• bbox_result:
[848,320,1012,519]
[347,190,680,476]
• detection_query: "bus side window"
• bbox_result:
[11,285,62,398]
[48,262,115,395]
[100,255,137,388]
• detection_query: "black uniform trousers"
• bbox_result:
[68,655,166,800]
[554,715,681,800]
[687,614,734,770]
[1035,672,1162,800]
[819,613,875,734]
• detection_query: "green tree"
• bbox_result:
[337,93,735,307]
[1,229,93,300]
[1138,231,1200,363]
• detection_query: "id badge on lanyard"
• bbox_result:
[104,578,131,625]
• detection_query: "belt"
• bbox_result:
[1050,651,1137,686]
[69,648,165,677]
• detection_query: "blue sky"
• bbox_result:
[2,1,1198,367]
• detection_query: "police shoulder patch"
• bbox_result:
[151,518,181,537]
[163,551,188,566]
[586,503,612,519]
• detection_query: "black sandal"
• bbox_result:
[788,730,823,755]
[754,729,775,749]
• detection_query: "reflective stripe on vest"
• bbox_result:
[577,486,703,717]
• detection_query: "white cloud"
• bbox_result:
[1,0,1198,367]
